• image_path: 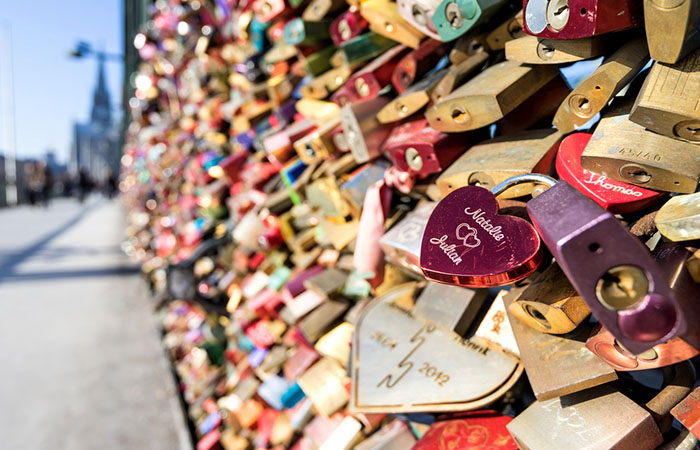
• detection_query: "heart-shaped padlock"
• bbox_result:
[556,133,664,214]
[420,174,556,287]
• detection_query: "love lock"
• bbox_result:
[420,173,557,287]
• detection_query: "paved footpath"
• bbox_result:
[0,197,191,450]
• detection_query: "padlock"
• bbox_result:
[448,28,490,62]
[556,133,665,214]
[297,356,350,417]
[397,0,443,40]
[508,263,590,335]
[485,10,525,50]
[296,98,341,122]
[412,411,517,449]
[377,68,452,123]
[318,415,364,449]
[552,35,649,133]
[586,325,699,372]
[350,283,523,413]
[391,39,450,94]
[331,45,410,104]
[411,281,487,335]
[421,174,559,288]
[382,118,476,177]
[360,0,427,49]
[581,101,700,194]
[303,0,346,21]
[330,8,369,46]
[522,0,644,39]
[503,287,617,401]
[340,160,390,214]
[630,49,700,144]
[526,181,695,354]
[431,0,508,42]
[339,31,399,66]
[379,200,436,274]
[284,18,332,46]
[644,0,700,64]
[294,117,342,164]
[429,49,489,103]
[672,386,700,440]
[507,361,696,450]
[254,0,288,23]
[505,34,616,64]
[436,128,561,198]
[655,192,700,242]
[302,46,335,77]
[299,298,350,342]
[426,60,559,132]
[338,96,393,163]
[300,65,353,99]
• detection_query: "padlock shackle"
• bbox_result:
[490,174,557,198]
[646,360,696,425]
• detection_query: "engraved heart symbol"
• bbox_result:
[456,223,481,249]
[420,186,542,287]
[556,133,664,214]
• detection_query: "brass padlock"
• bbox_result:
[429,49,489,104]
[485,10,525,51]
[436,128,561,199]
[552,35,649,134]
[630,49,700,144]
[377,68,450,123]
[505,34,616,65]
[360,0,426,49]
[426,60,559,132]
[507,262,590,335]
[504,287,616,401]
[379,200,436,274]
[338,95,393,163]
[643,0,700,64]
[581,101,700,194]
[507,361,696,450]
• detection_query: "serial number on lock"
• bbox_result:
[615,148,662,162]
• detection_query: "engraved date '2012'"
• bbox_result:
[375,325,451,389]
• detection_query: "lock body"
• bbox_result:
[630,49,700,144]
[330,9,369,46]
[397,0,443,40]
[505,34,615,64]
[552,35,649,133]
[504,287,616,400]
[412,412,517,449]
[351,284,522,413]
[581,105,700,194]
[436,128,561,198]
[522,0,644,39]
[338,96,393,163]
[556,133,664,214]
[379,201,436,274]
[391,40,450,94]
[382,119,473,177]
[644,0,700,64]
[431,0,508,42]
[378,68,450,123]
[527,181,687,354]
[360,0,427,49]
[427,60,559,132]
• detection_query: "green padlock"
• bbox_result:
[431,0,507,42]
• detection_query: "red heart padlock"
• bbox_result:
[556,133,664,214]
[412,411,517,449]
[420,184,542,287]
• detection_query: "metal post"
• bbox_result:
[1,22,18,206]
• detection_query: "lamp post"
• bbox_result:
[1,22,18,206]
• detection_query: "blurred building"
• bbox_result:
[70,56,120,181]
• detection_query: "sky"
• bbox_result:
[0,0,123,164]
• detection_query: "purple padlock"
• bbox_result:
[527,181,687,355]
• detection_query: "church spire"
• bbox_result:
[90,53,112,127]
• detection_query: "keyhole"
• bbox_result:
[524,305,551,330]
[400,71,411,87]
[546,0,570,31]
[686,126,700,135]
[450,105,470,124]
[536,40,556,60]
[385,21,395,33]
[595,265,649,311]
[404,147,423,171]
[412,4,427,26]
[620,164,652,184]
[570,94,593,118]
[445,2,463,29]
